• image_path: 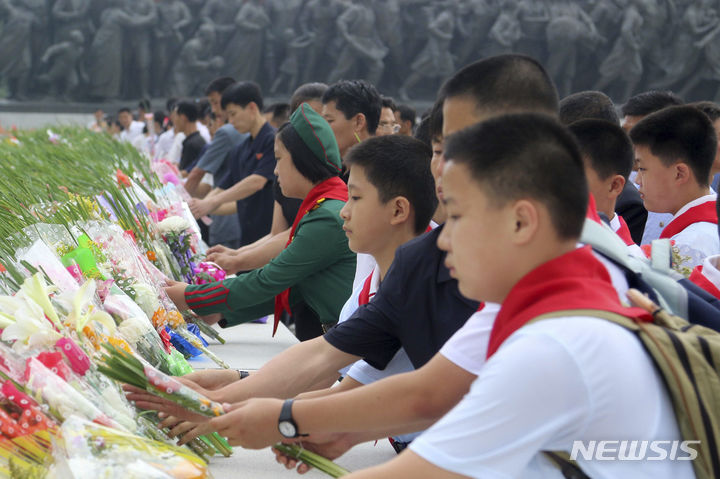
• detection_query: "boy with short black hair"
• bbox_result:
[560,91,648,243]
[621,90,683,132]
[342,113,688,479]
[288,135,438,451]
[622,90,684,244]
[568,119,642,255]
[559,90,619,125]
[630,105,719,267]
[321,80,382,158]
[440,54,558,120]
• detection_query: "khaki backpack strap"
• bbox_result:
[529,309,642,330]
[542,451,591,479]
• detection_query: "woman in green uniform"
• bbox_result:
[166,103,356,340]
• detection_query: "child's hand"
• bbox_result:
[180,369,240,391]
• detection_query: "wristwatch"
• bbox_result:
[278,399,307,438]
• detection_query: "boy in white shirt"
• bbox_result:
[631,105,719,268]
[621,90,683,244]
[689,196,720,298]
[306,134,439,450]
[345,113,690,479]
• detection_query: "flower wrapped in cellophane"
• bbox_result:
[151,308,228,369]
[0,380,57,478]
[24,358,123,431]
[97,345,231,457]
[49,416,211,479]
[98,345,224,418]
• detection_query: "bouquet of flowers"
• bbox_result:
[50,415,211,479]
[24,358,123,431]
[97,345,224,418]
[150,308,228,369]
[97,345,231,457]
[157,216,197,284]
[0,381,57,478]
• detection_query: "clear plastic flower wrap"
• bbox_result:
[103,289,180,375]
[98,345,225,418]
[150,309,228,369]
[14,236,80,294]
[24,358,123,431]
[49,415,212,479]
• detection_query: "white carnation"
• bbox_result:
[157,216,190,234]
[118,316,154,344]
[132,282,161,318]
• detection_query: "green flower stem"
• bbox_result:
[273,444,350,478]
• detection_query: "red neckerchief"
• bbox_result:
[660,200,718,239]
[614,215,635,246]
[689,265,720,300]
[486,246,652,358]
[358,271,375,306]
[273,176,348,336]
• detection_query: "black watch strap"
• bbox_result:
[237,370,250,380]
[279,398,294,423]
[278,399,308,438]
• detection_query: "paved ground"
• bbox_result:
[187,319,397,478]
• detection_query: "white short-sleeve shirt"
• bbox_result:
[411,317,691,479]
[609,214,646,258]
[440,247,628,378]
[666,195,719,268]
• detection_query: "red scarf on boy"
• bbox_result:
[273,176,348,336]
[357,271,377,306]
[486,246,652,358]
[660,200,718,239]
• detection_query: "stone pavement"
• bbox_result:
[187,319,397,478]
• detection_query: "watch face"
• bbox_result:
[279,420,297,438]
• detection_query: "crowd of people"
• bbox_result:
[7,0,720,102]
[98,48,720,477]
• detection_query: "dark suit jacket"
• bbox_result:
[615,181,647,244]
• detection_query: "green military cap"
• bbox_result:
[290,103,342,174]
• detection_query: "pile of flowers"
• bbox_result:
[0,127,349,478]
[0,128,236,477]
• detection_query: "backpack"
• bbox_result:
[535,298,720,479]
[580,218,720,331]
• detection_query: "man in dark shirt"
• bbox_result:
[216,118,276,246]
[174,100,206,174]
[189,82,277,246]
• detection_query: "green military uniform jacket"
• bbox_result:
[184,199,356,327]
